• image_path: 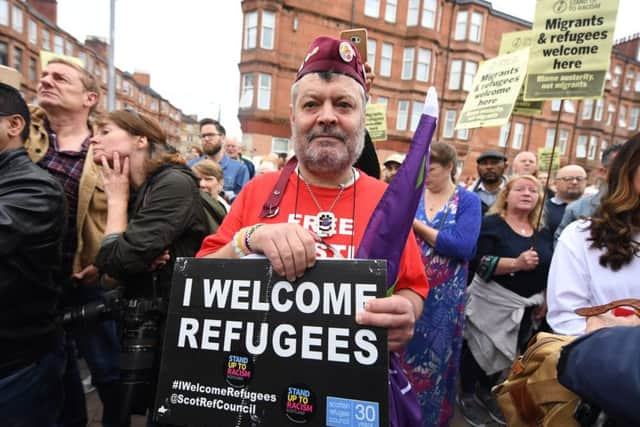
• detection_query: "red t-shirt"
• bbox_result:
[197,170,428,299]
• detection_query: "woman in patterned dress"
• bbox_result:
[401,142,482,427]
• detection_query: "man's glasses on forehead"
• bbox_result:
[200,132,221,139]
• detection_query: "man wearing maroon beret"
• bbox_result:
[198,36,428,351]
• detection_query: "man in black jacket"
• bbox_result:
[0,82,67,425]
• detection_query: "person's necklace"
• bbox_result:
[298,168,355,237]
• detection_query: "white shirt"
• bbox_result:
[546,220,640,335]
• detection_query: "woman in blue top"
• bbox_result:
[400,142,482,427]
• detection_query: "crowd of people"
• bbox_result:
[2,34,639,427]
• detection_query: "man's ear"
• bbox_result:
[84,91,98,109]
[6,115,26,139]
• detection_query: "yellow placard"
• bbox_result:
[365,103,387,141]
[500,31,543,116]
[40,50,85,69]
[524,0,620,101]
[0,64,22,89]
[456,49,529,130]
[538,147,561,172]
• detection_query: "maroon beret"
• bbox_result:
[295,36,367,91]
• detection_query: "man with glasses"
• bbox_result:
[189,118,249,202]
[0,81,66,426]
[545,164,587,236]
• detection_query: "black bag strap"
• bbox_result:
[259,156,298,218]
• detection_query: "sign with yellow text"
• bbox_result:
[40,50,85,70]
[538,147,561,172]
[499,31,544,116]
[365,103,388,141]
[524,0,619,100]
[456,49,529,130]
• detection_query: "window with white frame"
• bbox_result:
[416,48,431,82]
[606,102,616,126]
[551,99,561,111]
[261,10,275,49]
[257,73,271,110]
[0,41,6,66]
[28,19,37,44]
[449,60,462,90]
[463,61,477,91]
[410,101,423,131]
[28,56,36,81]
[469,12,483,42]
[454,11,467,40]
[625,70,634,90]
[559,129,569,154]
[576,135,587,158]
[364,0,380,18]
[12,46,22,72]
[367,39,376,71]
[564,100,575,113]
[612,65,621,87]
[54,35,63,54]
[377,96,388,105]
[380,43,392,77]
[636,72,640,92]
[599,140,608,160]
[581,99,593,119]
[421,0,436,28]
[64,40,73,56]
[618,104,627,127]
[587,136,598,160]
[42,29,50,50]
[498,122,510,147]
[443,109,456,138]
[239,73,254,108]
[78,51,86,67]
[0,0,8,26]
[244,11,258,49]
[512,122,524,149]
[545,128,555,148]
[396,100,409,130]
[457,127,469,140]
[385,0,397,22]
[630,107,639,130]
[272,137,291,154]
[594,98,604,121]
[401,47,414,80]
[11,6,22,32]
[407,0,419,26]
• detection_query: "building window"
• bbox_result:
[576,135,587,158]
[257,73,271,110]
[454,11,467,40]
[606,102,616,126]
[512,122,524,149]
[244,11,258,49]
[396,100,409,130]
[551,99,561,111]
[364,0,380,18]
[42,29,50,50]
[625,70,634,90]
[401,47,414,80]
[630,107,639,130]
[457,127,469,140]
[581,99,593,119]
[377,96,388,105]
[385,0,397,22]
[261,10,275,49]
[0,0,7,26]
[380,43,392,77]
[594,98,604,121]
[367,39,376,71]
[28,56,36,81]
[559,129,569,155]
[65,40,73,56]
[28,19,37,44]
[463,61,477,91]
[11,6,22,32]
[416,48,431,82]
[407,0,419,26]
[54,35,64,54]
[618,104,627,127]
[612,65,621,87]
[0,41,7,65]
[442,110,456,138]
[469,12,483,42]
[410,101,423,131]
[272,137,291,154]
[545,128,555,148]
[422,0,436,28]
[588,136,598,160]
[240,73,254,108]
[12,46,22,72]
[449,60,462,90]
[78,51,86,67]
[498,122,510,147]
[636,72,640,92]
[599,140,608,160]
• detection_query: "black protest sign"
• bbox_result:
[154,258,389,427]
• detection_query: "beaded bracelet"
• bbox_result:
[244,223,264,253]
[232,228,249,258]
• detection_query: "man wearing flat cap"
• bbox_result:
[470,150,508,214]
[198,36,428,351]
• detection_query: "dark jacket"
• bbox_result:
[0,148,66,377]
[95,164,209,300]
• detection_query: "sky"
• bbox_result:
[56,0,638,138]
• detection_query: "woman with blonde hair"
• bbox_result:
[192,159,229,231]
[90,109,209,422]
[548,133,640,335]
[457,174,554,426]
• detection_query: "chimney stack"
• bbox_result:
[27,0,57,24]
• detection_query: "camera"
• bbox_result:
[61,288,124,329]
